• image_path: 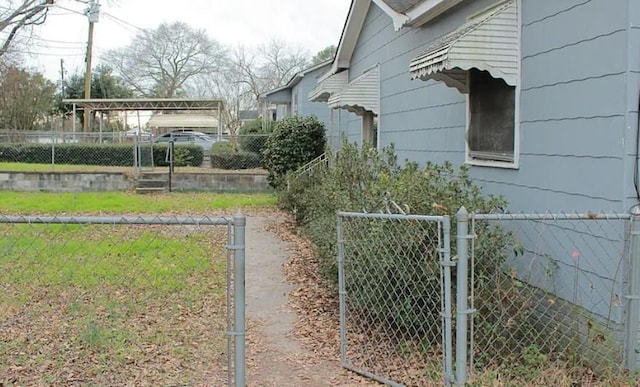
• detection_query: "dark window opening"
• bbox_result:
[468,68,515,162]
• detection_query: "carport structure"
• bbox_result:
[63,98,225,173]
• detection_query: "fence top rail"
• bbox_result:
[338,211,447,222]
[469,212,632,221]
[0,215,233,226]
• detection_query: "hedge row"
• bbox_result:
[0,143,203,167]
[210,151,262,170]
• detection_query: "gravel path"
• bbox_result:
[244,215,371,386]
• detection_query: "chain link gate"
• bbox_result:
[465,211,633,383]
[337,211,453,386]
[0,214,245,386]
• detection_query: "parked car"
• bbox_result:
[154,131,221,154]
[124,128,153,142]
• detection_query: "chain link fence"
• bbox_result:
[0,130,270,171]
[0,214,246,386]
[337,212,453,386]
[210,134,269,171]
[338,208,639,385]
[467,212,632,384]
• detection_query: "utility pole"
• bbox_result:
[59,59,65,98]
[83,0,99,131]
[60,58,66,131]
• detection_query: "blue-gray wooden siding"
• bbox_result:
[341,0,639,353]
[345,0,636,213]
[290,65,360,149]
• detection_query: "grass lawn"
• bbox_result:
[0,191,276,214]
[0,191,271,385]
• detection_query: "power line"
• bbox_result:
[8,48,85,56]
[102,12,143,32]
[0,31,85,46]
[48,4,86,17]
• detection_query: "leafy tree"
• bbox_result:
[58,65,132,125]
[311,45,336,65]
[103,21,226,98]
[0,65,56,130]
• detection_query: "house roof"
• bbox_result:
[263,59,333,100]
[384,0,423,13]
[328,0,466,76]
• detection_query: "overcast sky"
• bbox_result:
[25,0,351,81]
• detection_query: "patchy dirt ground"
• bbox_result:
[245,213,376,386]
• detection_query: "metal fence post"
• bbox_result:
[625,207,640,370]
[441,216,454,384]
[233,212,246,386]
[337,214,347,366]
[455,207,470,385]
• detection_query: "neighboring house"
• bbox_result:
[310,0,640,214]
[238,110,259,128]
[264,60,359,149]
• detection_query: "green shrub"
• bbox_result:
[152,144,203,167]
[211,141,236,154]
[238,118,272,155]
[210,151,262,170]
[283,139,509,336]
[0,143,203,167]
[209,140,262,170]
[263,116,326,188]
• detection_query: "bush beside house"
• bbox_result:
[263,115,326,188]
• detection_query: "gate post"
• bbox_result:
[455,207,470,385]
[233,211,246,386]
[625,207,640,370]
[442,216,454,384]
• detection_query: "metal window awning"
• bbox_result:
[308,71,349,102]
[409,0,518,92]
[328,66,379,115]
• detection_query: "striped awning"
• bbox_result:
[409,0,518,92]
[308,70,349,102]
[328,66,379,115]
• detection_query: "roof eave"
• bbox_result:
[329,0,371,75]
[406,0,466,27]
[371,0,411,30]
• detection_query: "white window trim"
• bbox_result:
[465,0,521,170]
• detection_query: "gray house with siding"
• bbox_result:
[310,0,640,214]
[308,0,640,372]
[264,60,359,149]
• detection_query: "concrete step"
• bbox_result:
[135,186,167,194]
[135,172,169,194]
[136,179,168,189]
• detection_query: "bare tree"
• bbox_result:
[103,21,226,98]
[233,39,310,103]
[179,39,310,134]
[0,0,52,58]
